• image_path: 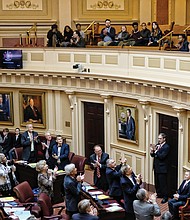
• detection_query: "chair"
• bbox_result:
[179,198,190,220]
[14,147,23,160]
[38,193,68,220]
[70,154,87,174]
[68,152,75,162]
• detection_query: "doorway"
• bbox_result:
[84,102,104,161]
[159,113,178,196]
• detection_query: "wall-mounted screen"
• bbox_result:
[0,50,23,69]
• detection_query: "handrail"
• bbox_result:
[25,23,37,46]
[84,21,96,43]
[157,30,173,50]
[183,25,190,35]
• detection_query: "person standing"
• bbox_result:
[150,133,170,203]
[90,145,109,192]
[168,171,190,220]
[21,123,40,162]
[47,23,63,47]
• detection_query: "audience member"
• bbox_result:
[76,23,85,39]
[160,211,172,220]
[90,145,109,192]
[110,25,129,46]
[150,133,170,204]
[47,23,63,47]
[41,131,56,169]
[72,199,99,220]
[120,164,142,220]
[98,19,116,46]
[168,171,190,220]
[24,98,42,123]
[0,153,18,196]
[52,135,70,170]
[68,30,85,47]
[9,127,22,160]
[61,25,73,47]
[148,21,162,46]
[36,160,58,200]
[0,128,12,159]
[133,188,161,220]
[135,22,151,46]
[106,158,126,204]
[175,34,189,52]
[64,163,84,218]
[21,123,40,162]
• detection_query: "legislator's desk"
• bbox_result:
[15,162,65,204]
[81,186,125,220]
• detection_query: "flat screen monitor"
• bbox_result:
[0,49,23,69]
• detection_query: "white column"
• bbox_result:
[46,90,55,133]
[54,91,63,134]
[58,0,72,31]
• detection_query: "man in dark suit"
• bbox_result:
[90,145,109,192]
[41,131,56,169]
[52,135,70,170]
[106,158,126,204]
[150,133,170,204]
[12,128,21,148]
[168,171,190,220]
[120,165,142,220]
[0,128,12,158]
[21,123,40,162]
[64,163,84,218]
[126,108,135,140]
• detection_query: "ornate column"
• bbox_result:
[173,106,186,184]
[58,0,72,30]
[46,90,55,133]
[54,91,63,134]
[65,90,78,154]
[101,94,112,155]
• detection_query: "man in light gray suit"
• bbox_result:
[133,188,161,220]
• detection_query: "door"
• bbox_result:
[159,113,178,196]
[84,102,104,161]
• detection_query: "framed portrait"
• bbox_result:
[116,104,138,144]
[0,92,13,125]
[20,91,46,128]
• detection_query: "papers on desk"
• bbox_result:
[106,205,123,212]
[89,191,103,196]
[0,196,15,202]
[97,195,110,200]
[84,185,96,191]
[4,207,31,220]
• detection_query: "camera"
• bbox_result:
[73,64,80,69]
[73,64,83,72]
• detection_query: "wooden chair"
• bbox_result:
[179,198,190,220]
[38,193,68,220]
[70,154,87,174]
[14,147,23,160]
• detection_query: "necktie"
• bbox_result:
[30,132,34,152]
[96,157,101,178]
[32,107,37,118]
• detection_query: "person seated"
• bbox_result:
[148,21,162,46]
[0,128,12,159]
[109,25,129,46]
[64,163,84,218]
[41,132,56,169]
[90,145,109,192]
[52,135,70,170]
[97,19,116,46]
[47,23,64,47]
[0,153,18,196]
[76,23,85,39]
[135,22,151,46]
[68,30,85,47]
[120,164,142,220]
[174,34,189,52]
[61,25,73,47]
[106,158,126,204]
[72,199,99,220]
[120,22,141,46]
[133,188,161,220]
[36,160,58,200]
[168,171,190,220]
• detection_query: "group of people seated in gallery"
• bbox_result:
[47,19,190,52]
[0,126,190,220]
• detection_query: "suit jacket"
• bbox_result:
[24,105,42,122]
[12,134,21,148]
[72,213,99,220]
[1,133,12,155]
[106,165,122,197]
[150,142,170,173]
[177,180,190,201]
[64,175,82,212]
[100,27,116,41]
[21,131,39,161]
[90,152,109,185]
[126,116,135,140]
[120,172,141,213]
[52,143,70,170]
[133,200,161,220]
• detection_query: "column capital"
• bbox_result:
[138,99,150,122]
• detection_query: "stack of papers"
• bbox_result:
[97,195,110,200]
[85,185,96,191]
[105,206,123,212]
[0,197,15,202]
[89,191,103,196]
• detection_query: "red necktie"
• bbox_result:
[96,157,101,178]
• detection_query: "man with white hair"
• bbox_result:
[64,163,85,218]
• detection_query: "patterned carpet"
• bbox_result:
[154,197,170,220]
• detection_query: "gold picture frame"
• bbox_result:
[20,91,46,128]
[116,104,138,144]
[0,92,14,125]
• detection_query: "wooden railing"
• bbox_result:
[19,23,37,46]
[84,21,98,45]
[183,25,190,36]
[157,30,173,50]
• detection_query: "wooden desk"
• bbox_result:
[81,189,125,220]
[15,163,65,204]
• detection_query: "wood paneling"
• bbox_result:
[156,0,168,24]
